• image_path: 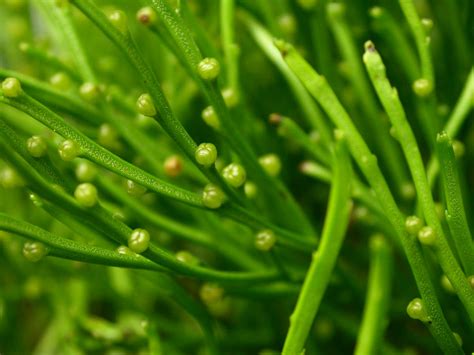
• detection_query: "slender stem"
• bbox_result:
[1,92,204,207]
[427,69,474,187]
[146,0,315,234]
[243,14,332,146]
[274,114,330,166]
[36,0,95,82]
[364,43,474,320]
[0,212,165,271]
[369,6,419,81]
[96,174,264,270]
[354,235,393,355]
[300,160,387,223]
[282,140,352,355]
[437,131,474,275]
[18,43,82,82]
[327,4,409,195]
[398,0,434,84]
[279,41,463,354]
[220,0,239,92]
[0,113,282,283]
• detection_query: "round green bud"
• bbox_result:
[452,140,465,158]
[98,123,119,148]
[108,10,128,34]
[244,181,258,199]
[297,0,318,11]
[417,226,437,246]
[453,332,462,346]
[468,275,474,289]
[200,283,224,304]
[136,93,157,117]
[26,135,47,158]
[58,139,80,161]
[395,123,406,139]
[23,241,48,262]
[2,77,22,97]
[369,6,383,18]
[74,183,98,207]
[255,229,276,251]
[195,143,217,166]
[278,14,297,35]
[412,78,433,97]
[202,183,225,209]
[222,87,239,107]
[440,275,455,294]
[197,57,220,80]
[49,72,71,90]
[128,228,150,254]
[406,298,430,322]
[259,154,281,177]
[400,183,416,201]
[201,105,220,129]
[137,6,157,26]
[0,166,24,188]
[126,179,147,196]
[163,155,182,177]
[326,2,345,18]
[75,161,97,182]
[405,216,423,235]
[116,245,136,256]
[421,18,433,33]
[175,250,199,266]
[18,41,30,52]
[222,163,246,188]
[79,82,100,102]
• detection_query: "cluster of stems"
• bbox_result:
[0,0,472,354]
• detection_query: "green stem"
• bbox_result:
[1,92,203,207]
[437,131,474,275]
[282,140,352,355]
[244,14,332,146]
[398,0,434,84]
[0,212,166,271]
[220,0,239,92]
[146,0,315,235]
[363,43,474,321]
[279,41,462,354]
[369,6,419,81]
[0,114,281,283]
[36,0,95,82]
[96,174,263,270]
[19,43,82,82]
[354,235,393,355]
[427,69,474,187]
[327,3,409,195]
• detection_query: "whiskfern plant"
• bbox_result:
[0,0,473,354]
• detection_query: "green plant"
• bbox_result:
[0,0,472,354]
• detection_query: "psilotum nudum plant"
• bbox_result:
[0,0,473,354]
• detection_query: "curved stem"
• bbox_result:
[427,68,474,187]
[279,41,463,354]
[354,235,393,355]
[327,5,409,195]
[437,132,474,275]
[282,140,352,355]
[364,45,474,320]
[220,0,239,92]
[398,0,434,84]
[0,212,165,271]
